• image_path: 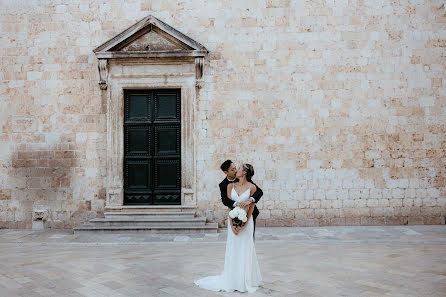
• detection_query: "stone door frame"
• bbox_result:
[93,15,207,208]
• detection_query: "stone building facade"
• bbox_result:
[0,0,445,229]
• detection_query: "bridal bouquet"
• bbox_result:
[229,206,247,227]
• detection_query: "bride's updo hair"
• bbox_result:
[242,163,254,182]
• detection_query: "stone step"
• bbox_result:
[105,205,196,212]
[104,211,196,219]
[74,206,218,234]
[73,223,219,234]
[88,217,207,226]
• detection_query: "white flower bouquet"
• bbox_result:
[229,206,247,228]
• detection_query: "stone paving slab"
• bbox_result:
[0,226,445,297]
[1,225,445,244]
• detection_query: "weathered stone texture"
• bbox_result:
[0,0,445,228]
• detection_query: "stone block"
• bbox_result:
[296,219,319,227]
[408,216,425,225]
[385,216,408,225]
[26,71,42,80]
[345,217,361,225]
[360,217,386,225]
[342,199,354,208]
[295,209,314,219]
[332,200,342,208]
[366,199,380,207]
[421,206,442,216]
[310,200,321,208]
[320,217,346,226]
[0,190,11,200]
[423,216,444,225]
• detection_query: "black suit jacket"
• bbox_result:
[219,177,263,220]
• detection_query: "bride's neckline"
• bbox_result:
[233,187,250,197]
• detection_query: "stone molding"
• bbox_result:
[93,15,208,91]
[93,15,207,207]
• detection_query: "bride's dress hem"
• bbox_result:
[194,276,262,293]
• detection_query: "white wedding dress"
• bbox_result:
[194,187,262,293]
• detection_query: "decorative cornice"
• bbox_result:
[95,50,207,59]
[93,16,208,91]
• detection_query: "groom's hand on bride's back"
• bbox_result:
[236,200,251,208]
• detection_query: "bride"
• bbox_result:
[195,163,262,293]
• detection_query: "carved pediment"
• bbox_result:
[120,29,189,52]
[94,15,208,90]
[94,15,207,58]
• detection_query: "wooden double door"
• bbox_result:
[123,89,181,205]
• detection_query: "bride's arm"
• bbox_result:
[226,182,241,210]
[238,184,256,232]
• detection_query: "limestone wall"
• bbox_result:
[0,0,445,228]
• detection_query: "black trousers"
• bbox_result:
[253,217,256,241]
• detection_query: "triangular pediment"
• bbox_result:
[94,15,207,58]
[120,29,187,51]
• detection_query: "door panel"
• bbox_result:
[155,92,180,121]
[126,126,150,155]
[126,94,151,121]
[155,159,180,189]
[126,160,151,189]
[155,126,180,155]
[124,89,181,205]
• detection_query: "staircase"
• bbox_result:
[73,205,218,234]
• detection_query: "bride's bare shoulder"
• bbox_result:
[249,182,257,194]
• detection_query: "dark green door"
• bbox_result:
[124,89,181,205]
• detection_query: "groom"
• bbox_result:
[219,160,263,237]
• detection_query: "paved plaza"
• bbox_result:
[0,225,445,297]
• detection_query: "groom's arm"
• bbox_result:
[250,182,263,204]
[220,182,236,209]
